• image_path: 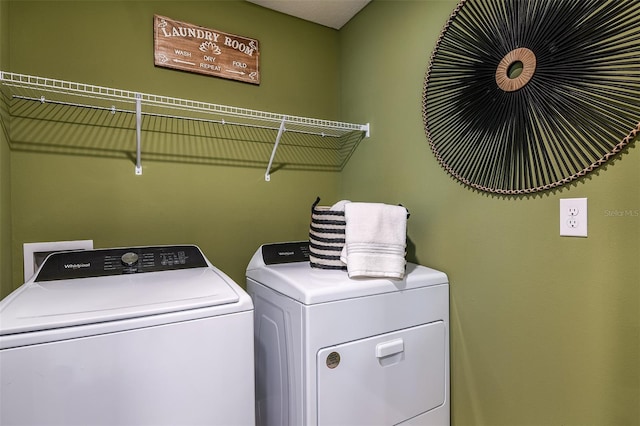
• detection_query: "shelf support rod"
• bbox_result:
[265,117,286,182]
[135,93,142,175]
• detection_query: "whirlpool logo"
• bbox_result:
[64,263,91,270]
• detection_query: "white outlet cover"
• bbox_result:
[560,198,588,237]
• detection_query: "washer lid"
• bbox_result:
[0,247,240,336]
[246,244,448,305]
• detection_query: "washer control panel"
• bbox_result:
[35,245,208,282]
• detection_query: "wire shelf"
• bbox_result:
[1,71,369,179]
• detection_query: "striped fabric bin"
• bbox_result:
[309,197,347,270]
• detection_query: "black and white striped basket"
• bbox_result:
[309,197,347,270]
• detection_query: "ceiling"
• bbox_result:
[246,0,372,30]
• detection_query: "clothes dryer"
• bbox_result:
[246,242,450,426]
[0,245,254,426]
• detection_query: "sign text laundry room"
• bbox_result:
[154,15,260,84]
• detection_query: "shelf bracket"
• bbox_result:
[135,93,142,175]
[265,117,287,182]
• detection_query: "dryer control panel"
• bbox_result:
[261,241,310,265]
[35,245,208,281]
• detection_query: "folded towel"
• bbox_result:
[340,202,407,279]
[330,199,351,211]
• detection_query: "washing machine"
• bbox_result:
[0,245,255,426]
[246,241,450,426]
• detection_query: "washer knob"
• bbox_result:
[121,252,139,267]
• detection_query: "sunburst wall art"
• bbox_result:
[422,0,640,195]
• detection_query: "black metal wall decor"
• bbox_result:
[422,0,640,195]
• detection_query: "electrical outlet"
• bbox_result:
[560,198,587,237]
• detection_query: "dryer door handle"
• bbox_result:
[375,338,404,358]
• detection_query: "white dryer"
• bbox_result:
[246,242,450,426]
[0,245,254,426]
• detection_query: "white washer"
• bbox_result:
[0,245,254,426]
[246,242,450,426]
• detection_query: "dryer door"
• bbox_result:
[317,321,446,426]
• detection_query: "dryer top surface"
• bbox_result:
[246,245,448,305]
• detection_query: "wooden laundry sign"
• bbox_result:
[153,15,260,85]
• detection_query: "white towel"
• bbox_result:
[340,202,407,279]
[330,199,351,211]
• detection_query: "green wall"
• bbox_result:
[4,0,342,293]
[1,0,12,293]
[0,101,9,296]
[339,1,639,425]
